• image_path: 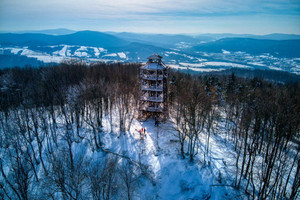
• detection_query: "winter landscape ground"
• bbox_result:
[0,64,299,200]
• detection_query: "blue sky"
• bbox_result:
[0,0,300,34]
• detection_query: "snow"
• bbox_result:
[268,66,283,71]
[222,49,230,54]
[21,48,36,56]
[179,62,206,67]
[204,62,252,69]
[247,62,266,66]
[118,52,127,59]
[2,98,295,199]
[190,67,226,72]
[98,47,106,52]
[91,110,244,199]
[290,67,300,75]
[74,46,89,57]
[103,53,117,57]
[53,45,68,57]
[92,47,106,57]
[168,64,187,70]
[66,49,72,56]
[165,51,180,55]
[34,55,65,63]
[178,62,252,69]
[196,57,208,62]
[64,109,239,199]
[93,47,100,57]
[119,118,242,199]
[175,42,192,48]
[20,48,65,63]
[259,55,269,58]
[77,46,88,51]
[182,54,195,60]
[48,45,60,48]
[170,64,225,72]
[93,48,101,57]
[10,48,23,54]
[235,51,246,54]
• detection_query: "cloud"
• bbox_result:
[2,0,299,18]
[0,0,299,33]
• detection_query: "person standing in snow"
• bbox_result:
[139,128,141,137]
[139,128,144,139]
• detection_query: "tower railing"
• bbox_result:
[140,95,163,102]
[141,85,163,91]
[141,74,163,80]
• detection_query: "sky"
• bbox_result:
[0,0,300,34]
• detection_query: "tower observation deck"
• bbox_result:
[139,54,168,121]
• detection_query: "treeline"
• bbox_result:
[0,63,299,199]
[180,68,300,84]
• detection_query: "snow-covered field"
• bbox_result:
[176,61,253,72]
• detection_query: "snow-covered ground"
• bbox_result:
[118,52,127,59]
[92,117,244,199]
[1,101,297,199]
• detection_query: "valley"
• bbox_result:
[1,31,300,75]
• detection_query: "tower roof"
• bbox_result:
[147,54,162,60]
[142,54,167,70]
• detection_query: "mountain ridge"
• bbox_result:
[0,31,129,48]
[192,37,300,58]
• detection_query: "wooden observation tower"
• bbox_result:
[139,54,168,121]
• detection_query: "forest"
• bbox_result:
[0,63,299,200]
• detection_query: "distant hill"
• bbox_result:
[192,38,300,58]
[14,28,76,35]
[109,32,207,48]
[110,42,168,61]
[57,31,129,47]
[256,33,300,40]
[0,31,129,48]
[0,33,55,46]
[194,33,300,41]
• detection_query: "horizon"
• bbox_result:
[1,28,300,36]
[1,0,300,35]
